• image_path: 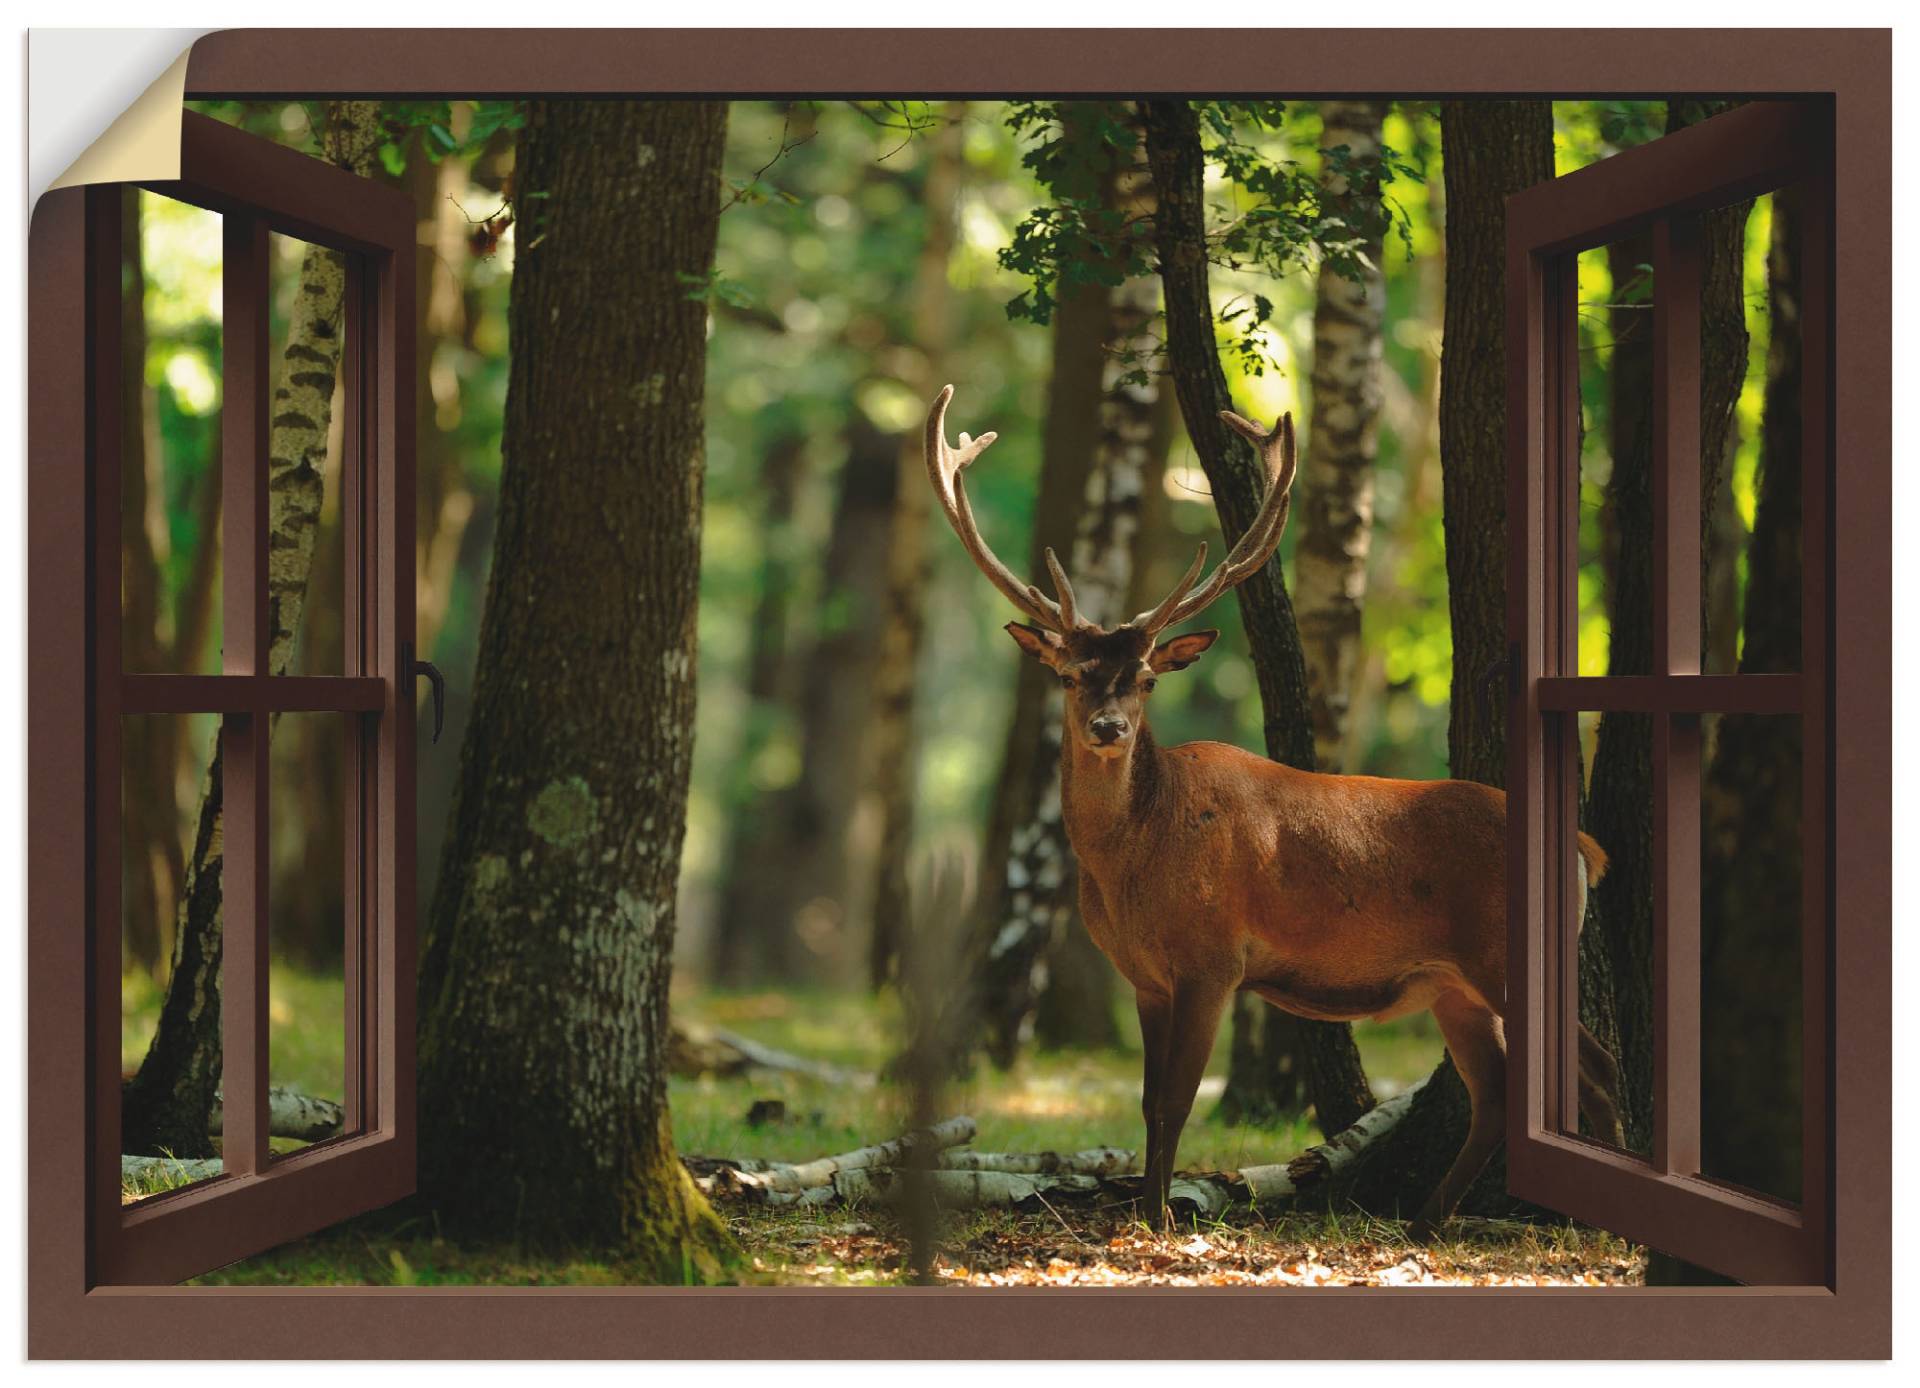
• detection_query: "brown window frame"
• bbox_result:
[25,27,1888,1361]
[1503,100,1835,1287]
[78,112,416,1287]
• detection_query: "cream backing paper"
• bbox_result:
[30,30,206,204]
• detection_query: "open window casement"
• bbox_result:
[84,112,417,1286]
[1504,100,1833,1286]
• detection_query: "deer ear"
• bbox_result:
[1149,629,1219,672]
[1006,622,1066,667]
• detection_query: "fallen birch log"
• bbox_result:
[1235,1079,1428,1204]
[720,1117,978,1197]
[209,1086,346,1142]
[833,1167,1103,1208]
[122,1154,222,1187]
[935,1147,1133,1177]
[670,1020,877,1089]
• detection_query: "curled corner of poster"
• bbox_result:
[31,30,208,205]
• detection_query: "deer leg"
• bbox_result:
[1410,991,1507,1243]
[1148,976,1235,1231]
[1576,1022,1626,1147]
[1135,990,1172,1225]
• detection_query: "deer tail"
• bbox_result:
[1576,831,1610,886]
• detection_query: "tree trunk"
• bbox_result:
[1586,99,1751,1157]
[972,276,1104,1047]
[1296,99,1389,773]
[117,184,180,978]
[1214,101,1393,1129]
[1140,99,1374,1139]
[1340,101,1555,1218]
[980,105,1156,1060]
[867,101,967,989]
[715,417,895,984]
[415,100,734,1274]
[121,102,384,1159]
[708,432,809,986]
[1697,185,1803,1205]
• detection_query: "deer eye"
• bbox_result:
[1059,675,1076,690]
[1143,678,1158,693]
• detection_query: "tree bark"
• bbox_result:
[415,100,734,1274]
[867,101,968,988]
[1698,186,1803,1205]
[1140,99,1374,1139]
[1296,100,1389,773]
[972,276,1103,1044]
[1215,101,1393,1129]
[1340,101,1556,1218]
[1586,99,1752,1156]
[981,105,1155,1061]
[121,102,384,1159]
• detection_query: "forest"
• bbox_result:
[112,95,1807,1287]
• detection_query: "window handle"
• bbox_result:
[406,642,446,745]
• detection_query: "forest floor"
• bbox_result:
[125,978,1643,1287]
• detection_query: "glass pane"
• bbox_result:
[1699,711,1803,1204]
[123,189,222,675]
[1573,708,1650,1160]
[1574,238,1654,678]
[269,712,351,1154]
[1704,189,1803,676]
[267,231,350,678]
[120,713,224,1203]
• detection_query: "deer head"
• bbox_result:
[925,384,1298,757]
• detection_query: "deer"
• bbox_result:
[925,385,1624,1240]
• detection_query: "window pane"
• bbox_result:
[1574,238,1654,678]
[267,232,352,678]
[1699,710,1803,1204]
[123,189,222,675]
[269,712,352,1154]
[120,712,224,1203]
[1703,188,1803,676]
[1573,708,1650,1161]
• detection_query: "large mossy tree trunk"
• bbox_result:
[1141,99,1374,1139]
[415,100,734,1275]
[120,101,384,1159]
[1340,101,1555,1217]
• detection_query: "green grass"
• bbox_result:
[671,987,1442,1173]
[135,970,1507,1285]
[123,961,346,1103]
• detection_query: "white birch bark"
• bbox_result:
[209,1085,345,1142]
[1296,100,1389,772]
[986,119,1162,1045]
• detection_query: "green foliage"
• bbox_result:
[997,100,1420,378]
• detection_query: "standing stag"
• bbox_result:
[928,386,1623,1238]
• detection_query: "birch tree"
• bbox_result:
[121,101,384,1159]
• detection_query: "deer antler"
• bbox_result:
[925,386,1085,634]
[1129,409,1298,636]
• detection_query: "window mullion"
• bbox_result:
[1649,213,1704,1177]
[219,212,272,1176]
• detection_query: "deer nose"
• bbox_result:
[1090,716,1129,745]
